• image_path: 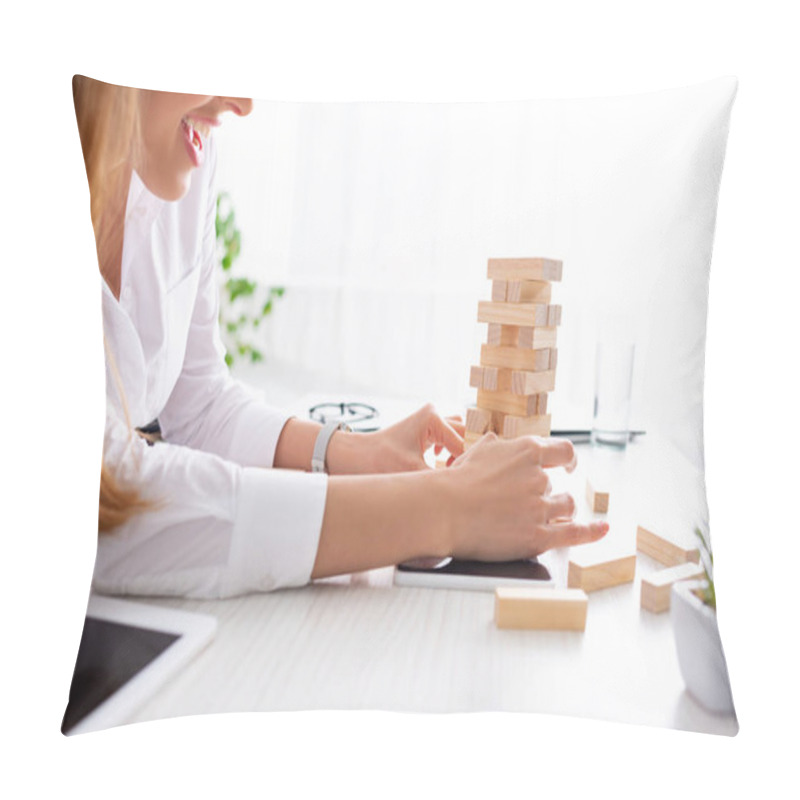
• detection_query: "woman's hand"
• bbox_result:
[442,433,608,561]
[327,403,465,475]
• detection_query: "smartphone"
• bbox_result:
[393,557,553,592]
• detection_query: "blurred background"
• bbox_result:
[212,82,732,471]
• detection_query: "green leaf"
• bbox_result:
[270,286,285,297]
[226,278,257,302]
[262,299,273,316]
[250,349,263,363]
[224,351,234,368]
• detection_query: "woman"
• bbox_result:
[73,75,608,598]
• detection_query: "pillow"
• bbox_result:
[63,75,738,736]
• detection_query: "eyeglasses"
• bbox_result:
[308,401,380,432]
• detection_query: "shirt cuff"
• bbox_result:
[222,466,327,595]
[226,398,293,468]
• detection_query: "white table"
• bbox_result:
[126,387,737,734]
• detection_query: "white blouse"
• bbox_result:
[94,136,327,599]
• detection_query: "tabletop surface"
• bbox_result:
[123,388,737,735]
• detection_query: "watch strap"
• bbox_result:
[311,421,350,473]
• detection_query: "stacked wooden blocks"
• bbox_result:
[465,257,562,447]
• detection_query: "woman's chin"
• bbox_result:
[142,171,193,202]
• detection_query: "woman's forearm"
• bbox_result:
[310,470,454,579]
[273,418,375,473]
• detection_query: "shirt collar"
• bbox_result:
[125,169,165,228]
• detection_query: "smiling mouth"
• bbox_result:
[180,116,214,167]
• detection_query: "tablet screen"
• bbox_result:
[61,617,180,734]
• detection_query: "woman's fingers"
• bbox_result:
[533,438,577,472]
[423,407,464,458]
[544,492,576,521]
[541,520,609,550]
[445,415,466,436]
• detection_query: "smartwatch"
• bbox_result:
[311,421,351,474]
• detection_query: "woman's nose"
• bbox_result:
[221,97,254,117]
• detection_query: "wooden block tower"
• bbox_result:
[465,257,562,448]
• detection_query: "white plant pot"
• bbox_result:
[671,579,736,715]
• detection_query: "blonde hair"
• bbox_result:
[73,75,151,533]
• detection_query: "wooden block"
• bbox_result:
[478,301,556,328]
[506,280,552,304]
[469,366,500,391]
[586,479,609,513]
[636,525,701,567]
[517,326,558,349]
[495,587,587,631]
[486,323,518,347]
[485,324,557,350]
[501,413,551,438]
[640,562,706,613]
[511,370,556,395]
[469,365,484,388]
[538,393,548,414]
[487,257,563,283]
[466,406,492,434]
[547,305,562,326]
[567,553,636,593]
[482,366,500,390]
[481,344,552,372]
[549,348,558,371]
[491,279,508,302]
[477,388,540,416]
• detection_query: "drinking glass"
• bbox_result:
[591,342,635,449]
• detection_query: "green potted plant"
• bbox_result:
[670,524,736,715]
[215,191,284,368]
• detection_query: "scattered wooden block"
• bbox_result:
[501,413,551,438]
[434,458,450,469]
[466,406,492,434]
[487,257,563,283]
[636,525,700,567]
[567,552,636,592]
[586,479,609,513]
[495,587,587,631]
[511,369,556,395]
[477,301,556,328]
[480,344,552,372]
[477,388,541,416]
[506,280,552,304]
[640,562,706,613]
